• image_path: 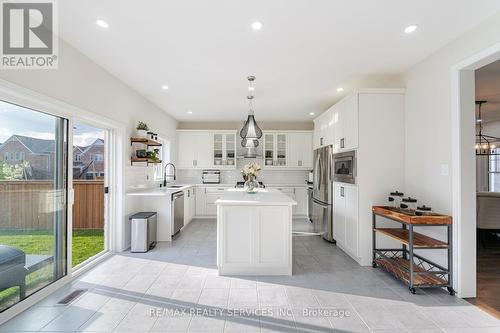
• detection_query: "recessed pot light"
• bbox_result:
[187,110,193,114]
[96,19,109,28]
[309,112,315,116]
[404,24,418,34]
[336,87,344,92]
[248,86,255,91]
[161,85,169,90]
[251,21,263,30]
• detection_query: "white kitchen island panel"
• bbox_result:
[216,189,295,276]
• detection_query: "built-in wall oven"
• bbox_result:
[333,150,356,184]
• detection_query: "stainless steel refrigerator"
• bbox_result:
[312,145,335,242]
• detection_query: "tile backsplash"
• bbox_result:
[177,158,310,185]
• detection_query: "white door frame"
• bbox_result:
[451,41,500,298]
[0,78,125,323]
[71,118,115,272]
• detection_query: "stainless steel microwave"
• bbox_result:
[333,150,356,184]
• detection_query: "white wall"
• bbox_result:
[0,39,178,251]
[404,11,500,214]
[404,11,500,296]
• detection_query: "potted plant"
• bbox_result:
[146,149,161,163]
[136,121,149,138]
[241,162,261,193]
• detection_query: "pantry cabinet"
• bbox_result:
[333,182,358,258]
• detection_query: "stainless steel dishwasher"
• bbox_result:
[172,191,184,236]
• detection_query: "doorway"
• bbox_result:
[71,122,109,268]
[468,60,500,318]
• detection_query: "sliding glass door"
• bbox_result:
[0,100,68,312]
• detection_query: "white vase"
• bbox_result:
[136,129,147,138]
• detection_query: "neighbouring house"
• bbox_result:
[73,138,105,179]
[0,135,104,180]
[0,135,54,179]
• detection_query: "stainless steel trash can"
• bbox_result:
[129,212,157,252]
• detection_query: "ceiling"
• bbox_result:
[476,59,500,123]
[58,1,500,122]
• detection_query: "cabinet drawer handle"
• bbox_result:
[340,186,345,197]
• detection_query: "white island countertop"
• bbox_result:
[215,188,297,206]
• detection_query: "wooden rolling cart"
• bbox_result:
[372,206,454,295]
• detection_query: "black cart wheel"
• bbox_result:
[372,261,377,268]
[447,287,455,296]
[409,287,416,294]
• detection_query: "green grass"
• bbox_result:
[0,229,104,312]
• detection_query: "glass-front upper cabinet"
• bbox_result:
[264,133,288,167]
[212,133,236,168]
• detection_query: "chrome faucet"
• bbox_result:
[163,163,176,187]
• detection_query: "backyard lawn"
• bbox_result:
[0,229,104,312]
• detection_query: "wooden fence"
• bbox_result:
[0,180,104,230]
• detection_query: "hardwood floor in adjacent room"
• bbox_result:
[467,232,500,319]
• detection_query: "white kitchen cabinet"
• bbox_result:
[195,186,232,217]
[195,186,206,216]
[183,187,196,226]
[177,131,212,168]
[294,187,308,216]
[333,182,358,258]
[263,132,288,167]
[313,108,334,149]
[212,132,236,168]
[269,186,308,217]
[334,93,358,152]
[287,132,313,169]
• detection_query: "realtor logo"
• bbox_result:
[1,0,58,69]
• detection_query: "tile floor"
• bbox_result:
[1,218,499,333]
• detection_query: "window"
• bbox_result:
[9,152,14,160]
[15,152,23,161]
[91,154,103,161]
[3,152,8,161]
[489,150,500,191]
[153,138,170,181]
[74,154,81,162]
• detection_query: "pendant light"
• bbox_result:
[476,100,500,155]
[240,76,262,148]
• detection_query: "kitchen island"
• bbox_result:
[215,188,296,275]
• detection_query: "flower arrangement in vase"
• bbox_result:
[241,162,261,193]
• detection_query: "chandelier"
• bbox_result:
[240,76,262,148]
[476,100,500,155]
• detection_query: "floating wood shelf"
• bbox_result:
[376,257,448,286]
[372,206,452,225]
[130,157,162,165]
[130,137,162,146]
[374,228,448,248]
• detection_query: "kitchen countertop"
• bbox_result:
[215,188,297,206]
[126,185,193,196]
[126,183,309,196]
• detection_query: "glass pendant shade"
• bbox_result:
[240,114,262,140]
[241,138,259,148]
